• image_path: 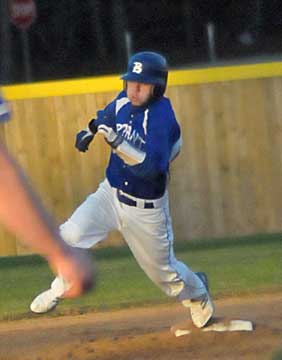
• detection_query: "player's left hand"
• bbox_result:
[97,124,119,144]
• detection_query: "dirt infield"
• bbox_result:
[0,293,281,360]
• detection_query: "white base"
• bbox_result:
[172,318,253,337]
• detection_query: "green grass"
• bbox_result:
[272,349,282,360]
[0,233,281,320]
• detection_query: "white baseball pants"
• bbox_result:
[59,179,206,300]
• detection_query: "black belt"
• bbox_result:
[117,190,154,209]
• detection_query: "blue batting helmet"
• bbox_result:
[121,51,168,97]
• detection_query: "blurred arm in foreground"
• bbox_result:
[0,93,93,298]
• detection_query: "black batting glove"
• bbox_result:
[75,119,97,152]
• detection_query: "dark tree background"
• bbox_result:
[0,0,281,84]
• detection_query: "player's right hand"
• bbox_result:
[50,247,94,298]
[75,126,95,152]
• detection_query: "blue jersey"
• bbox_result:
[97,91,181,199]
[0,93,10,123]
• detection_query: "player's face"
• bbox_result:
[126,81,153,106]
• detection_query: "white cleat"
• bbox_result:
[183,272,215,328]
[30,289,59,313]
[189,291,214,328]
[30,276,68,314]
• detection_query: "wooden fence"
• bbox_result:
[1,63,282,256]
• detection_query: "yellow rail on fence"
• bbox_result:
[3,61,282,100]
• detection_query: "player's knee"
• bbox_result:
[59,221,82,247]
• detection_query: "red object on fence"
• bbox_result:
[9,0,37,31]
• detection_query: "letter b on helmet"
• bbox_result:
[132,62,143,74]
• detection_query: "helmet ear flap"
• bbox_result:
[153,71,167,97]
[153,85,165,98]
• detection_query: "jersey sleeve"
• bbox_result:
[128,99,181,179]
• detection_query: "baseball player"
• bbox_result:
[30,52,214,328]
[0,90,93,298]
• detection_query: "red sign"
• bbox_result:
[9,0,37,31]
